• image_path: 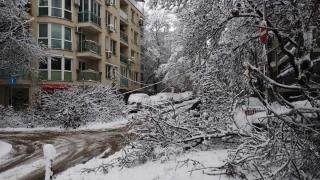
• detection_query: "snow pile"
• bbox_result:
[150,91,192,104]
[55,148,230,180]
[0,141,12,159]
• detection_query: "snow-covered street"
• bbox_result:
[0,123,130,180]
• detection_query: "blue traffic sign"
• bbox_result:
[8,75,17,85]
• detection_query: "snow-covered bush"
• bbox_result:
[36,85,124,129]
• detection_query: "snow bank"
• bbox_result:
[55,148,230,180]
[150,91,193,103]
[0,141,12,159]
[0,117,128,132]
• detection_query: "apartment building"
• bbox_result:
[0,0,145,108]
[268,28,320,101]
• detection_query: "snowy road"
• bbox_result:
[0,126,130,180]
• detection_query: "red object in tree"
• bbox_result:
[260,21,267,44]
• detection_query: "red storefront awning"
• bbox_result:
[41,84,69,89]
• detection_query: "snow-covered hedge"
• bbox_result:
[36,85,125,129]
[0,85,125,129]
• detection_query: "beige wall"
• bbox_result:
[28,0,144,90]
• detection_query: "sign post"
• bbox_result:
[8,75,17,106]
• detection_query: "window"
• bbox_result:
[38,0,72,20]
[131,10,135,23]
[111,0,116,6]
[65,58,72,71]
[134,32,138,44]
[121,67,127,77]
[110,40,117,54]
[92,1,100,16]
[51,24,62,49]
[106,64,113,79]
[38,24,48,47]
[38,56,72,81]
[79,61,86,70]
[51,57,62,70]
[105,37,108,50]
[39,58,48,69]
[114,17,117,31]
[106,11,112,25]
[38,23,72,51]
[134,72,138,82]
[131,50,135,58]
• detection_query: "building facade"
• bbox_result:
[268,28,320,101]
[0,0,145,108]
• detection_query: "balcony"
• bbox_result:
[120,77,128,87]
[77,11,102,33]
[77,70,101,82]
[120,54,128,64]
[0,69,29,79]
[120,9,128,21]
[77,40,102,60]
[38,71,72,81]
[129,0,144,14]
[120,31,128,43]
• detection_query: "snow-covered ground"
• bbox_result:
[0,117,128,132]
[0,141,12,159]
[55,148,230,180]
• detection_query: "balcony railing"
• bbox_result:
[129,0,144,13]
[78,11,101,27]
[78,40,101,55]
[77,70,101,82]
[0,69,29,78]
[120,77,128,87]
[120,31,128,43]
[120,9,128,20]
[120,54,128,64]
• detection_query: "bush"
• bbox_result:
[37,85,125,129]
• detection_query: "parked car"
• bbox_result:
[127,93,151,113]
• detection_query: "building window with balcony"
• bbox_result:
[111,0,116,6]
[38,0,72,21]
[78,0,101,26]
[38,23,72,51]
[110,40,117,54]
[38,56,72,81]
[106,64,113,79]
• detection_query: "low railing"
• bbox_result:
[0,69,29,78]
[120,54,128,64]
[77,70,101,82]
[120,77,128,87]
[78,11,101,27]
[78,40,101,55]
[120,31,128,43]
[120,9,128,20]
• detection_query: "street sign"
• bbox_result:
[260,21,267,44]
[8,75,17,85]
